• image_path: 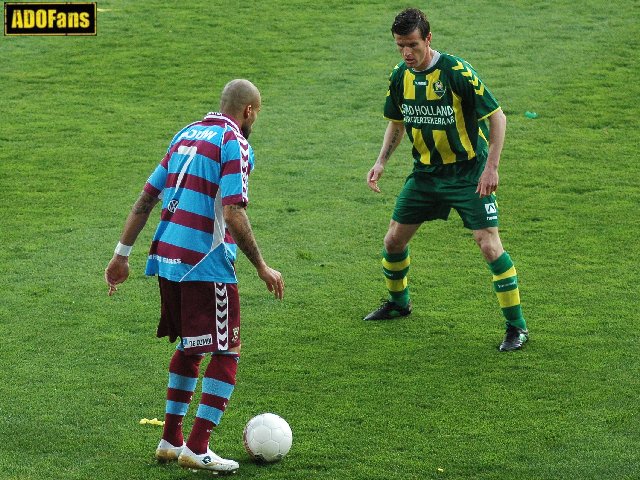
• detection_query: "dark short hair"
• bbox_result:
[391,8,430,39]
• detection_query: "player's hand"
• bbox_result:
[367,163,385,193]
[257,265,284,300]
[104,255,130,296]
[476,166,499,198]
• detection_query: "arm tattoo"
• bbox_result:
[133,192,157,215]
[226,205,264,268]
[383,128,401,160]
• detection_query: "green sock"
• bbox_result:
[382,248,410,308]
[488,252,527,330]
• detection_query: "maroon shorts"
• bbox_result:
[157,277,241,355]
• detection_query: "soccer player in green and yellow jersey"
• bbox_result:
[364,8,529,351]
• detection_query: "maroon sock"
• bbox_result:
[161,349,203,446]
[186,353,239,454]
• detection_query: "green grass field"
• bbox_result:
[1,1,639,479]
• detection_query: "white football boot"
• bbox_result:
[178,446,239,474]
[155,439,185,463]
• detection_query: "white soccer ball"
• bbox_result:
[243,413,292,462]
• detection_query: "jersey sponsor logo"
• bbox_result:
[414,80,428,86]
[4,2,96,36]
[167,199,179,213]
[182,334,213,349]
[401,103,455,126]
[433,80,446,98]
[148,254,182,264]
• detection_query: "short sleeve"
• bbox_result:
[143,153,169,198]
[450,59,500,120]
[383,65,404,122]
[219,129,250,206]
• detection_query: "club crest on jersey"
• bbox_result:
[433,80,446,98]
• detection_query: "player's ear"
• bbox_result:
[243,104,252,120]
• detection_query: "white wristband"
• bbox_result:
[114,242,133,257]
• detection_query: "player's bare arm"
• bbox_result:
[132,191,158,216]
[223,204,284,299]
[104,191,160,295]
[367,121,405,193]
[476,109,506,198]
[380,121,405,163]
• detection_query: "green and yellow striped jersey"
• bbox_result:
[384,53,500,172]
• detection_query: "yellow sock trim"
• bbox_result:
[385,277,408,292]
[382,256,411,271]
[496,289,521,308]
[492,266,517,281]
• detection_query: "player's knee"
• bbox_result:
[474,230,503,261]
[383,232,407,253]
[481,243,502,261]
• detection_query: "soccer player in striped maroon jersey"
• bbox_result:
[364,8,528,352]
[105,79,284,474]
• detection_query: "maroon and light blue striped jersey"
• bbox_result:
[143,112,254,283]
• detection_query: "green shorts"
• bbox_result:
[392,160,499,230]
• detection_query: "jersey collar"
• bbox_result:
[408,50,442,75]
[203,112,241,132]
